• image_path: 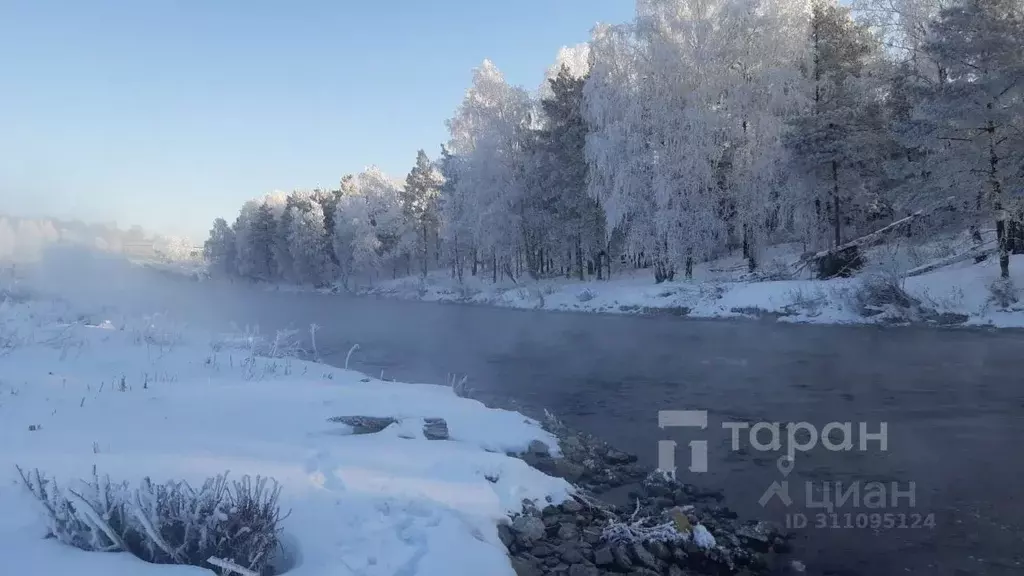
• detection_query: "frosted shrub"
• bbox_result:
[987,277,1019,310]
[600,498,690,547]
[852,274,924,321]
[784,285,829,316]
[699,282,726,301]
[17,466,286,576]
[129,313,186,349]
[212,325,305,359]
[576,287,596,302]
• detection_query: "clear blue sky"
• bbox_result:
[0,0,632,241]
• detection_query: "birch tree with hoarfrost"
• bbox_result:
[288,200,335,286]
[586,0,809,281]
[332,166,408,287]
[444,60,534,282]
[584,22,659,274]
[713,0,810,271]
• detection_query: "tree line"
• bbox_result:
[205,0,1024,287]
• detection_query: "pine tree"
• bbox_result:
[438,145,469,281]
[402,150,444,276]
[203,218,237,277]
[785,0,887,249]
[535,65,604,280]
[911,0,1024,277]
[233,201,276,281]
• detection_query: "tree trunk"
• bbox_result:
[742,225,756,272]
[988,118,1009,278]
[832,160,842,248]
[435,232,441,269]
[421,222,429,277]
[492,253,498,284]
[575,237,584,281]
[997,219,1009,278]
[1008,217,1024,255]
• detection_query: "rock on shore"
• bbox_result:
[504,413,798,576]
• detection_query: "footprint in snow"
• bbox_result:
[305,449,346,493]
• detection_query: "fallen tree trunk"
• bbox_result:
[905,241,997,277]
[793,196,956,279]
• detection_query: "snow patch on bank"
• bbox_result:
[360,252,1024,328]
[0,287,572,576]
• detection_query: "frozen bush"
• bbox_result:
[987,277,1019,310]
[699,282,726,301]
[784,286,829,317]
[17,466,286,576]
[852,274,925,322]
[576,288,596,302]
[125,313,187,354]
[455,285,477,300]
[211,325,305,359]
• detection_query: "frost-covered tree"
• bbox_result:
[714,0,810,271]
[203,218,237,277]
[333,192,379,289]
[852,0,955,81]
[156,236,196,261]
[274,190,319,281]
[445,60,535,282]
[205,0,1023,288]
[533,64,605,280]
[539,44,592,99]
[909,0,1024,277]
[332,167,408,287]
[287,200,335,286]
[438,144,471,281]
[785,0,887,249]
[585,0,809,281]
[233,200,276,281]
[403,150,444,276]
[584,22,658,275]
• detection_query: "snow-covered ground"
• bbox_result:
[361,233,1024,328]
[0,273,574,575]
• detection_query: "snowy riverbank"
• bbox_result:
[0,281,574,576]
[359,246,1024,329]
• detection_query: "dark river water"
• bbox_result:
[129,273,1024,576]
